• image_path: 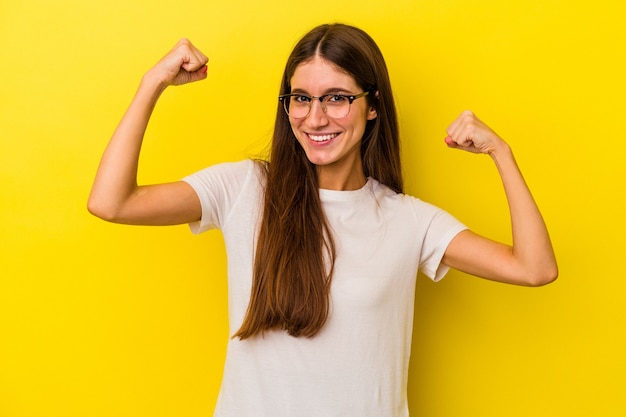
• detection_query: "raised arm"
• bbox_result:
[87,39,208,225]
[441,111,558,286]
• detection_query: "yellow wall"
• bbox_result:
[1,0,624,416]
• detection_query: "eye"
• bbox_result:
[292,94,312,104]
[326,94,349,104]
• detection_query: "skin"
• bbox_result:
[88,38,558,286]
[88,39,204,226]
[442,112,558,286]
[288,56,377,191]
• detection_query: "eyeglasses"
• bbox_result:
[278,91,370,119]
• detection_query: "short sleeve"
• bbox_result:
[182,160,257,234]
[411,199,467,282]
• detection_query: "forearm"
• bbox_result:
[490,142,558,284]
[88,74,166,220]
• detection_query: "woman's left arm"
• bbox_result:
[441,111,558,286]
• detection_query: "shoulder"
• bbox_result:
[182,160,266,232]
[182,159,267,212]
[369,178,466,230]
[184,159,266,188]
[187,158,262,178]
[370,178,439,213]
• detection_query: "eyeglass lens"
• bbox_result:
[285,95,352,119]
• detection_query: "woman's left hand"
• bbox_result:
[444,110,505,155]
[441,110,558,286]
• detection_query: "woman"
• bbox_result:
[88,23,557,417]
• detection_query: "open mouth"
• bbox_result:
[308,133,339,143]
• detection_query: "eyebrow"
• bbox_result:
[290,87,355,95]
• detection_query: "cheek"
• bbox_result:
[289,120,302,138]
[288,115,302,129]
[347,113,369,135]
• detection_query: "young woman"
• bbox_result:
[88,23,557,417]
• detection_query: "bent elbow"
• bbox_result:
[87,197,121,223]
[526,265,559,287]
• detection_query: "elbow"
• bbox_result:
[525,264,559,287]
[87,197,121,223]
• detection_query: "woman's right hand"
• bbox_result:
[146,38,209,87]
[88,39,208,225]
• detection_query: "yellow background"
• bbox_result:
[1,0,625,416]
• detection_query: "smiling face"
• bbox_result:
[288,56,378,190]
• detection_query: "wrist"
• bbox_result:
[489,139,512,160]
[140,70,169,97]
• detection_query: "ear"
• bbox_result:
[366,90,379,120]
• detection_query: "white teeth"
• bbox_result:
[309,133,338,142]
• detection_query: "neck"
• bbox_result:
[316,164,367,191]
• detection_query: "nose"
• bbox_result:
[305,99,329,127]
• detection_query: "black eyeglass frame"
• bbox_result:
[278,91,370,119]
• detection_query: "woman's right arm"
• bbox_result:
[87,39,208,225]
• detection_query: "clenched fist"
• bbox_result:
[445,110,506,155]
[147,38,209,87]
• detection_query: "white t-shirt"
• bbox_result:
[183,159,467,417]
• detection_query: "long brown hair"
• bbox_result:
[234,23,403,339]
